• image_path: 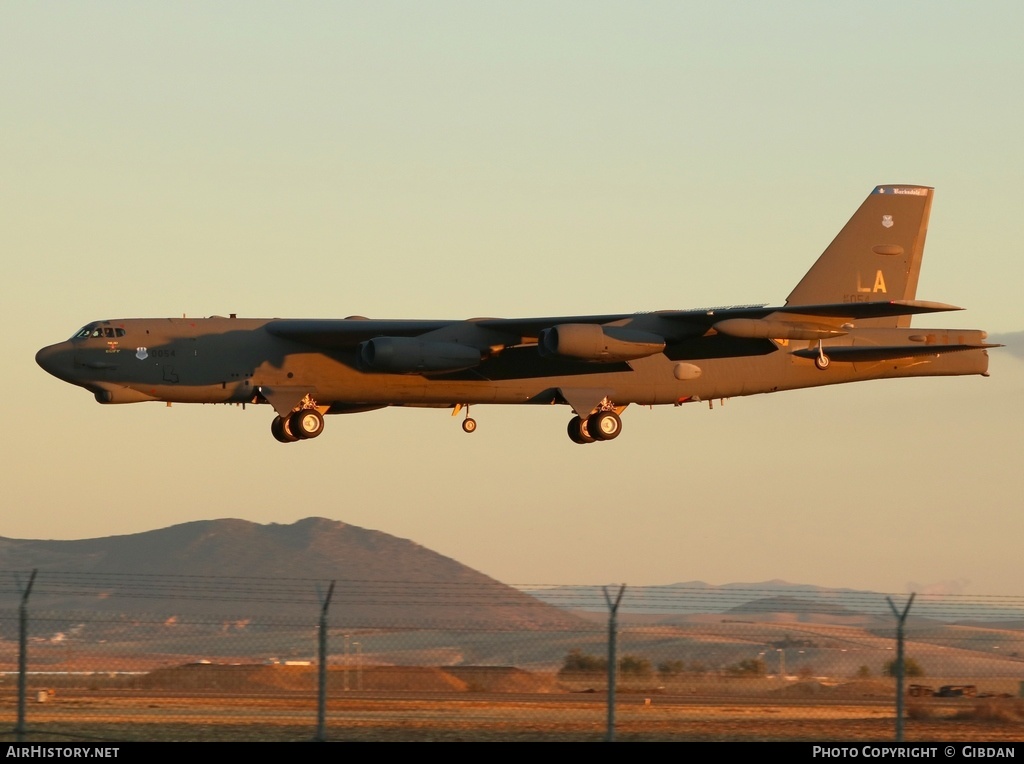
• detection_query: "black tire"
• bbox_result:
[567,415,595,444]
[462,418,477,433]
[271,416,298,443]
[588,411,622,441]
[815,354,831,371]
[291,409,325,439]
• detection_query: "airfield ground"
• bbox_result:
[3,675,1023,742]
[4,634,1024,742]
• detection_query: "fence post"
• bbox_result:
[314,580,336,742]
[603,584,626,743]
[886,593,915,743]
[16,569,38,743]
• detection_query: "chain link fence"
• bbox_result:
[2,572,1023,741]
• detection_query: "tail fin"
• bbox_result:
[785,185,933,328]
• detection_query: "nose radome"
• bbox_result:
[36,345,56,373]
[36,343,72,381]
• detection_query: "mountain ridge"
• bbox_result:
[0,517,579,629]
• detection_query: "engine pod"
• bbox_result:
[539,324,666,362]
[359,337,481,373]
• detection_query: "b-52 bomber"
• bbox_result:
[37,185,997,445]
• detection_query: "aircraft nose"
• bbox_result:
[36,343,74,382]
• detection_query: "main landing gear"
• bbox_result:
[271,406,325,443]
[567,410,622,444]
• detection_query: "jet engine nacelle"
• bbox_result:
[538,324,666,362]
[712,318,847,341]
[93,386,158,404]
[358,337,481,373]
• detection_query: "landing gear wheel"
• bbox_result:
[290,409,325,439]
[462,417,477,433]
[271,416,299,443]
[815,353,831,371]
[567,416,595,444]
[588,410,622,441]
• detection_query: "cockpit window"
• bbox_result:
[72,325,124,339]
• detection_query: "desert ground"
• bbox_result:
[3,665,1023,742]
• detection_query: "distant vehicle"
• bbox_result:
[936,685,977,698]
[907,684,935,697]
[36,185,998,444]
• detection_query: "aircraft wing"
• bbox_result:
[761,300,962,320]
[791,342,1000,363]
[265,319,456,348]
[481,300,962,336]
[266,314,672,352]
[266,300,963,351]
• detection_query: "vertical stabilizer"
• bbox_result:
[785,185,933,327]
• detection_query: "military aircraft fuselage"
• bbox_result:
[36,313,991,425]
[35,185,999,444]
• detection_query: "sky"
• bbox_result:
[2,2,1023,595]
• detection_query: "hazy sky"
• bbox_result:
[3,2,1022,595]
